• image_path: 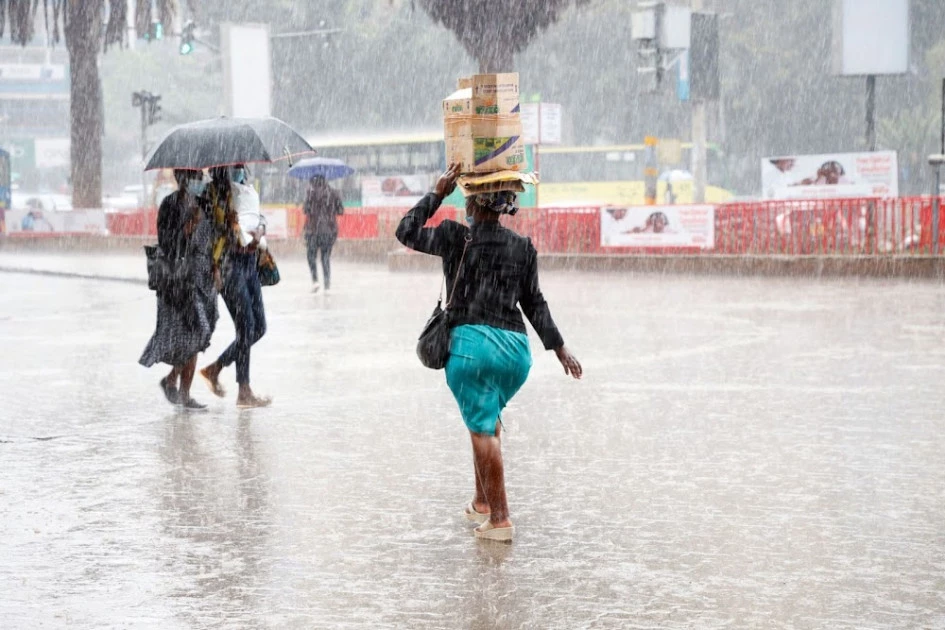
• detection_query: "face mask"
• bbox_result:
[465,215,475,226]
[231,168,246,184]
[187,179,207,196]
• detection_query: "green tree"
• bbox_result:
[1,1,178,208]
[416,0,590,72]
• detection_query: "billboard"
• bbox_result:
[600,204,715,249]
[761,151,898,200]
[221,23,272,118]
[361,175,433,207]
[832,0,908,75]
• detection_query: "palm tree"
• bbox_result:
[1,1,178,208]
[416,0,589,72]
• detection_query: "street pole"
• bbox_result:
[866,74,876,152]
[935,79,945,255]
[535,102,541,209]
[139,94,148,207]
[691,0,707,203]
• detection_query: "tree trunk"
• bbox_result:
[65,3,103,209]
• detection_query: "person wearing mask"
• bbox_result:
[199,164,271,409]
[140,168,218,410]
[395,163,583,542]
[302,175,344,293]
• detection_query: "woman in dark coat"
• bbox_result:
[140,168,218,410]
[395,164,583,542]
[303,175,344,293]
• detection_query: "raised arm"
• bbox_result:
[394,163,460,256]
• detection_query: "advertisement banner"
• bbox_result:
[6,209,107,235]
[600,204,715,249]
[361,175,433,208]
[761,151,898,200]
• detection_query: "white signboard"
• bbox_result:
[761,151,898,200]
[0,64,67,81]
[833,0,908,75]
[601,204,715,249]
[361,175,433,207]
[221,23,272,118]
[34,138,69,168]
[521,103,563,145]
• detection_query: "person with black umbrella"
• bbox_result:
[140,168,218,410]
[198,164,272,409]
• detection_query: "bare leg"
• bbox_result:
[178,355,198,401]
[166,366,181,386]
[470,421,511,528]
[470,433,490,516]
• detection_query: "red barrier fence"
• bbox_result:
[102,197,945,256]
[714,197,945,255]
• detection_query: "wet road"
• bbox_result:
[2,257,944,628]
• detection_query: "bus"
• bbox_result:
[0,149,11,234]
[262,131,732,209]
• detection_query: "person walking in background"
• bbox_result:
[140,168,218,410]
[199,164,271,409]
[395,164,583,542]
[303,175,344,293]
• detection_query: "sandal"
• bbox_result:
[464,502,490,524]
[474,520,514,542]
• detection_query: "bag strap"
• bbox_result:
[444,234,472,309]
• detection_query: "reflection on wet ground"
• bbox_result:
[1,260,944,628]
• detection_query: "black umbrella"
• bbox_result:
[144,116,314,171]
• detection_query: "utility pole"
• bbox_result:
[691,0,707,203]
[866,74,876,151]
[132,90,162,206]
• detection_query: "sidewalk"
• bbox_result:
[0,251,147,283]
[3,236,945,280]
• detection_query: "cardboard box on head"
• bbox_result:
[472,73,520,115]
[442,88,472,117]
[442,73,524,174]
[445,117,525,173]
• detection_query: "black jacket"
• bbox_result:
[303,184,344,238]
[395,193,564,350]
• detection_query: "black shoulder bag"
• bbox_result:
[417,234,471,370]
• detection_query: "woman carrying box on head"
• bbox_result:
[395,163,583,542]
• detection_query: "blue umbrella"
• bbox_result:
[287,157,354,180]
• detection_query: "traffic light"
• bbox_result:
[145,21,163,41]
[179,21,196,55]
[147,95,162,125]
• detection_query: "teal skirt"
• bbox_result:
[445,324,532,435]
